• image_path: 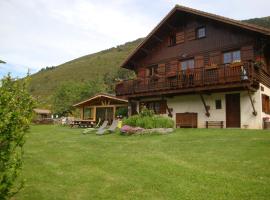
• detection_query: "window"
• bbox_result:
[223,50,241,64]
[140,101,167,114]
[262,94,270,114]
[83,107,93,120]
[215,100,222,109]
[181,59,194,70]
[196,27,206,39]
[168,33,176,46]
[146,65,158,77]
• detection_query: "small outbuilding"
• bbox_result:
[33,108,53,124]
[73,93,128,125]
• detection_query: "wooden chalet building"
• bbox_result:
[115,5,270,129]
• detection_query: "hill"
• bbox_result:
[28,17,270,107]
[243,16,270,29]
[29,38,143,106]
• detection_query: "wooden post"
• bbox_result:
[80,107,84,120]
[93,106,96,121]
[113,106,116,119]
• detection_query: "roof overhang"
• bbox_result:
[73,93,128,107]
[121,5,270,69]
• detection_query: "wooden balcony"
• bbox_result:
[116,62,262,98]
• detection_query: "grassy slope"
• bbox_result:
[16,125,270,200]
[28,39,143,102]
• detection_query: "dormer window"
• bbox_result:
[196,27,206,39]
[168,33,176,46]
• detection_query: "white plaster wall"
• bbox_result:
[240,89,262,129]
[134,85,270,129]
[166,94,226,128]
[166,90,263,129]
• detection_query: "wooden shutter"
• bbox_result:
[186,29,196,41]
[138,67,146,78]
[262,94,270,113]
[157,63,166,75]
[195,55,204,68]
[176,31,184,44]
[241,45,254,61]
[166,60,178,77]
[209,51,221,65]
[159,101,167,114]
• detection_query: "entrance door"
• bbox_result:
[226,93,240,128]
[96,107,114,124]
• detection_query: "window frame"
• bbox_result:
[215,99,222,110]
[223,50,241,64]
[180,58,195,70]
[196,26,206,39]
[168,33,176,47]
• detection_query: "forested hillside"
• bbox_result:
[29,38,142,106]
[243,16,270,29]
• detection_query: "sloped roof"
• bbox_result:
[34,109,51,114]
[73,93,128,107]
[121,5,270,68]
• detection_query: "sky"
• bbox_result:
[0,0,269,78]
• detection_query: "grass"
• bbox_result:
[15,125,270,200]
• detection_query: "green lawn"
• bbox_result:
[15,125,270,200]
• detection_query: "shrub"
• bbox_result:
[0,75,35,199]
[115,107,128,117]
[123,108,174,129]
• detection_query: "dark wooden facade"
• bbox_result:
[116,6,270,99]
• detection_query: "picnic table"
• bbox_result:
[70,120,94,128]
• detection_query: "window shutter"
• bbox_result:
[160,101,167,114]
[195,55,204,68]
[262,94,270,113]
[138,67,146,78]
[209,51,221,65]
[166,60,178,77]
[176,31,185,44]
[157,63,166,75]
[186,29,196,41]
[241,45,254,61]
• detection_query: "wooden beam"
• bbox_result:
[199,94,210,117]
[247,89,257,116]
[165,23,175,30]
[153,35,163,42]
[141,48,150,54]
[165,103,173,118]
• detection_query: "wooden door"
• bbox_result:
[226,93,240,128]
[96,107,114,124]
[176,113,197,128]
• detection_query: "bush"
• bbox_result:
[123,108,174,129]
[115,107,128,117]
[0,75,35,199]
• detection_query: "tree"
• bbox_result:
[52,78,106,116]
[103,68,135,93]
[0,75,34,199]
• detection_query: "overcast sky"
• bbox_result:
[0,0,269,78]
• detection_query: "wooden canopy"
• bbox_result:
[73,93,128,122]
[73,93,128,107]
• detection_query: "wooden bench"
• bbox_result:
[206,121,224,128]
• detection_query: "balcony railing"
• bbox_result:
[116,62,257,97]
